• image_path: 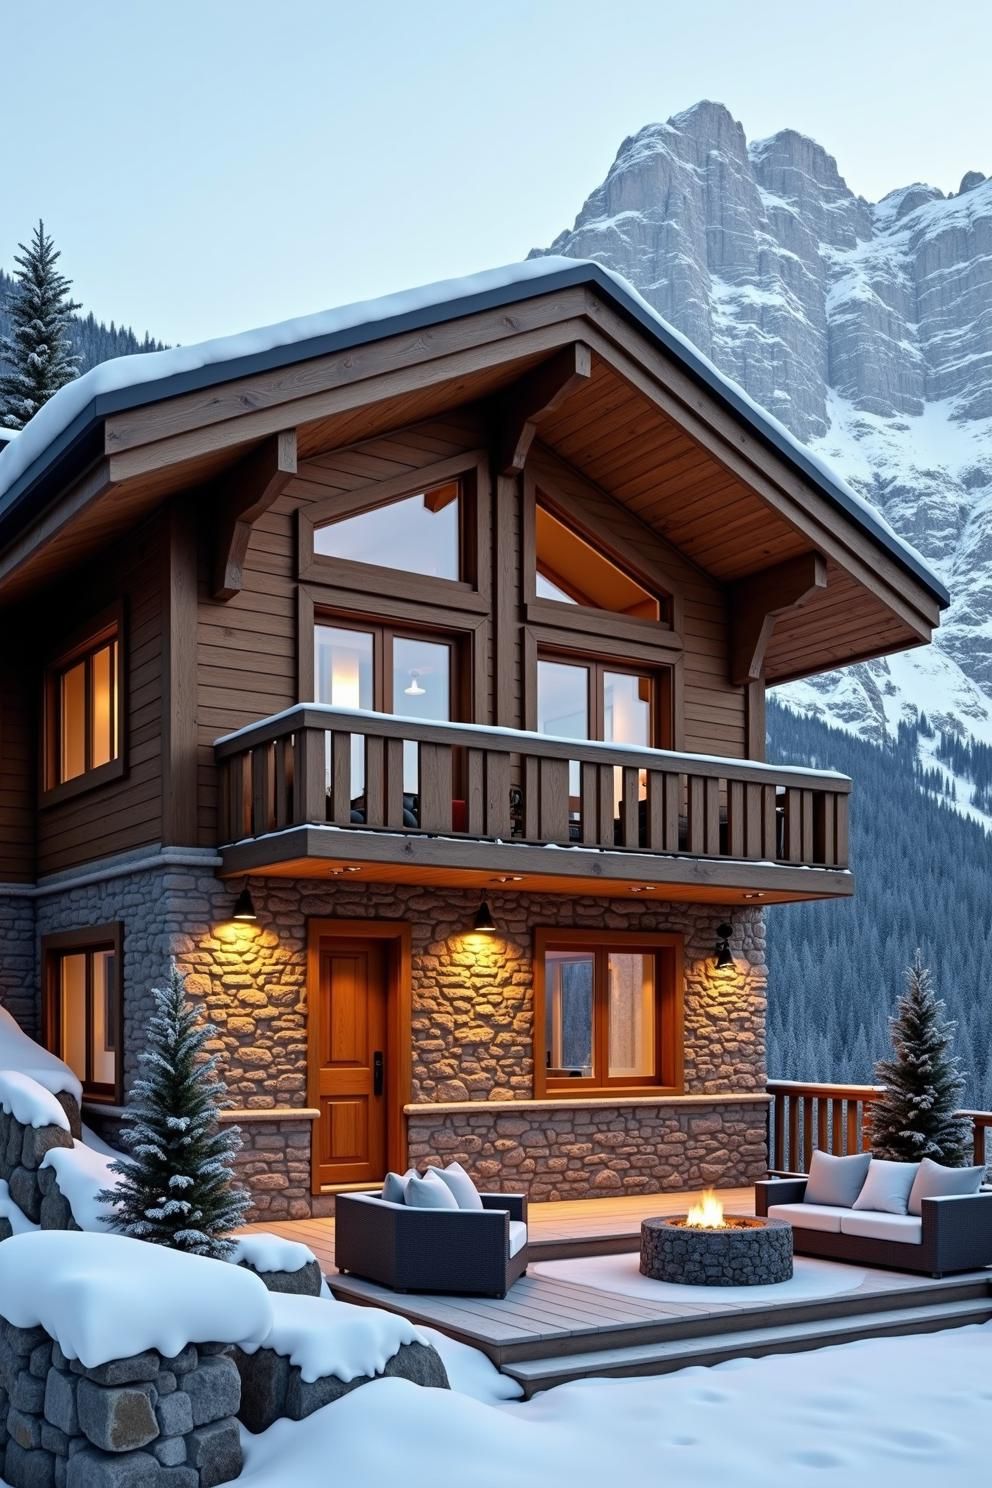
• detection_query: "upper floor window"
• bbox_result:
[535,501,668,623]
[313,480,463,583]
[43,926,122,1104]
[44,613,123,801]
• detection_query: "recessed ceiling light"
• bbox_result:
[329,865,361,876]
[629,885,655,893]
[743,891,765,900]
[493,875,524,884]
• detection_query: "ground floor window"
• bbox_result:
[533,929,682,1096]
[43,926,123,1103]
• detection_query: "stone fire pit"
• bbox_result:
[641,1213,793,1287]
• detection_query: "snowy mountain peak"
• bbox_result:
[533,103,992,825]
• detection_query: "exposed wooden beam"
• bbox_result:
[730,552,827,685]
[212,430,297,601]
[497,342,592,475]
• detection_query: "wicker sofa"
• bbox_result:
[334,1189,529,1297]
[755,1176,992,1276]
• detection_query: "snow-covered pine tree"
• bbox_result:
[98,961,250,1257]
[0,220,81,428]
[868,950,973,1165]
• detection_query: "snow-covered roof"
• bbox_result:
[0,257,948,606]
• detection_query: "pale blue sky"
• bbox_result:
[2,1,987,346]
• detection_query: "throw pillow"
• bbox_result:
[429,1160,484,1211]
[405,1170,459,1209]
[852,1158,920,1215]
[907,1157,985,1216]
[803,1149,872,1208]
[381,1168,416,1205]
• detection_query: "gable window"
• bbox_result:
[313,480,463,582]
[44,613,123,801]
[43,927,123,1104]
[535,930,682,1095]
[535,502,667,622]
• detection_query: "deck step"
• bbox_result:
[502,1295,992,1396]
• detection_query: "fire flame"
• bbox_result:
[685,1189,726,1228]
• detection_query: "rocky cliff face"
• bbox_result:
[532,102,992,810]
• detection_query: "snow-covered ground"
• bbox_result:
[239,1323,992,1488]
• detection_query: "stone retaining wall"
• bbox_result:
[0,1098,82,1235]
[0,1325,241,1488]
[406,1098,770,1201]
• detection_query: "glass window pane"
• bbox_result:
[89,643,116,769]
[608,953,655,1079]
[314,483,461,581]
[535,504,660,619]
[60,661,87,782]
[605,671,652,813]
[537,660,588,798]
[90,950,117,1088]
[314,626,374,801]
[393,636,452,794]
[59,954,88,1082]
[546,952,595,1078]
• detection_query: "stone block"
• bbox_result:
[159,1349,196,1377]
[77,1354,160,1388]
[154,1392,192,1438]
[8,1168,43,1225]
[282,1340,449,1422]
[66,1447,162,1488]
[237,1258,322,1297]
[4,1439,56,1488]
[8,1405,43,1450]
[30,1345,53,1380]
[76,1381,159,1453]
[21,1126,73,1173]
[40,1424,69,1459]
[184,1418,241,1488]
[229,1346,289,1435]
[12,1370,47,1413]
[182,1356,239,1428]
[45,1368,78,1440]
[39,1187,75,1233]
[150,1437,186,1467]
[155,1374,177,1398]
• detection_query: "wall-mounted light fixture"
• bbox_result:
[232,883,258,922]
[473,898,497,934]
[714,921,734,968]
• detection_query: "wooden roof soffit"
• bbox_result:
[497,342,592,476]
[212,429,298,601]
[729,552,827,685]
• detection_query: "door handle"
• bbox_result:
[373,1051,384,1097]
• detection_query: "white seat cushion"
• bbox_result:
[766,1202,849,1234]
[508,1220,528,1258]
[840,1211,923,1245]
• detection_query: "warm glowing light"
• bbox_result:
[331,652,362,709]
[685,1190,726,1229]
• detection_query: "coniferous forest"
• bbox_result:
[766,700,992,1109]
[0,265,162,379]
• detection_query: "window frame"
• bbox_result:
[297,451,490,611]
[534,648,673,753]
[311,612,470,723]
[533,928,683,1098]
[41,603,125,807]
[42,923,124,1106]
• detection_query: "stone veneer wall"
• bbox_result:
[2,854,769,1217]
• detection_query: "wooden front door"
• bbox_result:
[312,937,389,1187]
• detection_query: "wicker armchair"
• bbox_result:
[334,1190,529,1297]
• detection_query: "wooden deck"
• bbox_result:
[240,1190,992,1395]
[239,1186,756,1272]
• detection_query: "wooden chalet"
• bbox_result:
[0,259,948,1216]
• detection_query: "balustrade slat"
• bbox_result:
[831,1099,842,1153]
[484,751,511,838]
[788,1098,800,1173]
[846,1102,859,1154]
[385,738,405,828]
[774,1093,785,1171]
[817,1098,828,1153]
[596,765,614,846]
[465,749,485,836]
[295,729,326,824]
[704,777,720,855]
[580,762,599,846]
[539,757,571,842]
[835,795,850,868]
[274,738,291,829]
[644,771,665,851]
[364,737,385,827]
[419,743,453,832]
[763,785,778,860]
[687,776,705,854]
[815,793,835,866]
[663,773,680,853]
[802,1096,814,1170]
[251,744,272,837]
[619,767,639,848]
[801,789,814,863]
[523,757,540,839]
[744,783,763,858]
[784,788,801,861]
[727,779,744,858]
[329,733,352,826]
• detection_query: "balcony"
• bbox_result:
[213,705,853,901]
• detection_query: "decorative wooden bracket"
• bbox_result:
[497,343,592,476]
[212,430,297,601]
[730,552,827,684]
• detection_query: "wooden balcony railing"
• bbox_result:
[214,704,852,870]
[768,1080,992,1173]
